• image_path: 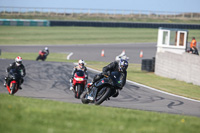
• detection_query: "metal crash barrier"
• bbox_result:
[0,19,50,26]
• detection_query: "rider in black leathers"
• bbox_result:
[4,56,26,89]
[43,47,49,57]
[91,59,128,97]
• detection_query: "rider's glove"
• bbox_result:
[102,71,108,76]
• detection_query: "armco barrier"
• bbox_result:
[50,20,200,29]
[0,19,49,26]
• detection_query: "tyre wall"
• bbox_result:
[50,20,200,29]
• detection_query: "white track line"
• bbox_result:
[87,67,200,103]
[67,52,73,60]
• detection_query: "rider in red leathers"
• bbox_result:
[70,59,88,90]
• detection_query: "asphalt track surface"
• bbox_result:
[0,43,157,64]
[0,59,200,117]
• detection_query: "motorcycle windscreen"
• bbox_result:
[110,71,121,86]
[75,70,85,77]
[9,69,21,79]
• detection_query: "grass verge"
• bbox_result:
[0,26,200,45]
[0,94,200,133]
[1,52,200,101]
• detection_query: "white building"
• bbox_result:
[157,27,188,54]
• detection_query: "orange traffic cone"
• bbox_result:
[140,50,143,58]
[101,49,105,57]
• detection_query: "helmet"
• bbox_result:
[45,47,48,50]
[119,59,128,72]
[15,56,22,66]
[78,59,85,69]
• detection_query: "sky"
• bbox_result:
[0,0,200,13]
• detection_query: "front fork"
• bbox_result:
[87,86,98,101]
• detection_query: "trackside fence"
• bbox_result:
[0,6,200,20]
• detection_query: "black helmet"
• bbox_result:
[119,59,128,72]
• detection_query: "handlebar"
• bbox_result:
[104,74,109,78]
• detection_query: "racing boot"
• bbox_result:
[112,90,119,97]
[19,86,22,90]
[87,83,93,90]
[69,78,74,91]
[4,77,7,87]
[4,82,6,87]
[70,87,73,91]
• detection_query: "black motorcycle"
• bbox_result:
[81,71,121,105]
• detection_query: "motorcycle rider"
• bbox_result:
[43,47,49,57]
[4,56,26,90]
[36,47,49,61]
[89,59,128,99]
[70,59,88,90]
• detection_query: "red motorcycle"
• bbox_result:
[6,69,22,95]
[36,50,47,61]
[72,70,87,99]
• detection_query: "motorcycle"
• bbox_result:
[72,70,87,99]
[5,69,22,95]
[36,50,47,61]
[81,71,121,105]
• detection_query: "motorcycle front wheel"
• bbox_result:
[10,83,16,95]
[94,87,111,105]
[75,84,82,99]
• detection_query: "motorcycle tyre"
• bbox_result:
[94,87,111,105]
[36,55,41,61]
[75,84,82,99]
[81,91,90,104]
[36,55,46,61]
[10,83,16,95]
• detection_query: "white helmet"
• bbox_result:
[78,59,85,68]
[119,59,128,72]
[15,56,22,66]
[45,47,48,50]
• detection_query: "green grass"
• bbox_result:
[0,94,200,133]
[0,26,200,45]
[1,52,200,101]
